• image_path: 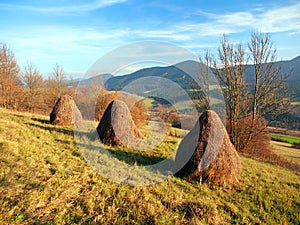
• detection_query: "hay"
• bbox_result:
[175,110,241,185]
[95,91,148,128]
[96,100,142,147]
[50,94,83,126]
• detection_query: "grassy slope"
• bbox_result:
[270,141,300,165]
[0,108,299,225]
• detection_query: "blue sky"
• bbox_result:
[0,0,300,78]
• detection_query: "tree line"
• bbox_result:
[0,42,72,114]
[0,43,148,126]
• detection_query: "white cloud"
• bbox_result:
[0,0,127,13]
[135,2,300,41]
[200,2,300,34]
[257,3,300,33]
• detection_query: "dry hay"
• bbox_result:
[50,94,83,126]
[96,100,142,147]
[95,91,148,128]
[175,110,241,185]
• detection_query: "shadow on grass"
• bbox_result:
[27,117,170,167]
[31,117,50,124]
[25,122,74,136]
[55,138,71,145]
[107,148,165,166]
[291,143,300,150]
[78,142,166,166]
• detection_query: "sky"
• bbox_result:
[0,0,300,78]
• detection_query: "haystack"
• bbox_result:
[175,110,240,185]
[96,100,142,147]
[50,94,83,126]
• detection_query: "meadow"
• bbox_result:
[0,108,299,224]
[270,133,300,144]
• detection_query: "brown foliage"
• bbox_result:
[227,115,268,151]
[0,43,75,115]
[20,62,46,112]
[175,110,241,185]
[163,110,181,128]
[95,90,117,121]
[156,104,196,131]
[50,94,83,126]
[240,117,300,172]
[96,100,142,147]
[0,43,22,109]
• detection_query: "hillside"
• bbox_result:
[244,55,300,100]
[244,55,300,82]
[81,56,300,93]
[104,61,199,92]
[0,108,300,224]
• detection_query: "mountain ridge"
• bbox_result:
[78,55,300,99]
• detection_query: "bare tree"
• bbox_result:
[52,63,66,98]
[21,62,44,112]
[214,35,249,150]
[198,50,213,109]
[248,32,292,121]
[208,32,292,151]
[0,42,21,109]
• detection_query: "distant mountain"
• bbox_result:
[279,55,300,82]
[245,55,300,82]
[105,61,200,91]
[243,56,300,100]
[78,55,300,99]
[78,73,112,86]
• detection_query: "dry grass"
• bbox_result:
[270,141,300,165]
[241,138,300,173]
[0,108,300,224]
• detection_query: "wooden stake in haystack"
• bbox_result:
[175,110,241,185]
[97,100,142,148]
[50,94,83,126]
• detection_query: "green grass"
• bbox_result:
[270,133,300,144]
[0,108,300,224]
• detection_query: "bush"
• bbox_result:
[227,115,269,152]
